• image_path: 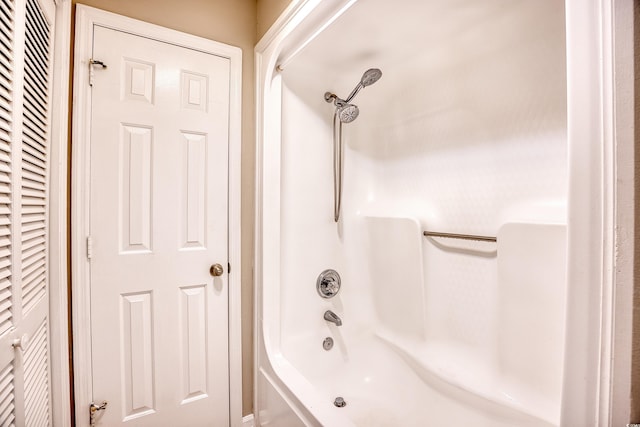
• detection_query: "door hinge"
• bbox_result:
[89,58,107,86]
[228,263,231,274]
[86,236,93,260]
[89,401,108,426]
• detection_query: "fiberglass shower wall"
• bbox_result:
[279,0,567,423]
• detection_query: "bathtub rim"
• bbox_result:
[253,0,635,426]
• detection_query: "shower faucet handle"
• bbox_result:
[319,277,340,298]
[323,279,339,294]
[317,269,341,298]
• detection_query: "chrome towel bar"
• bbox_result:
[423,231,497,243]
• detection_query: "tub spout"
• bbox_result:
[324,310,342,326]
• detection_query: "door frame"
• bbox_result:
[70,6,243,427]
[50,1,72,426]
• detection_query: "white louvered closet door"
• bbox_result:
[0,0,55,425]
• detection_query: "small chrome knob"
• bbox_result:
[210,263,224,277]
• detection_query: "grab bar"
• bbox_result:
[423,231,497,243]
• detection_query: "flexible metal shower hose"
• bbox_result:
[333,110,344,222]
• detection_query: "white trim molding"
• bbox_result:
[606,0,635,424]
[517,0,636,425]
[563,0,635,425]
[50,0,72,425]
[71,5,243,426]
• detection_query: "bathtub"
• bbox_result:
[259,213,566,427]
[255,0,621,426]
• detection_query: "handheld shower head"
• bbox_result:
[360,68,382,87]
[345,68,383,103]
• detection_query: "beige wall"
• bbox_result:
[257,0,292,40]
[70,0,257,416]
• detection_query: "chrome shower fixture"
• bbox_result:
[324,92,359,123]
[346,68,383,102]
[326,68,382,222]
[324,68,382,124]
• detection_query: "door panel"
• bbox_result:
[89,26,230,426]
[0,0,54,425]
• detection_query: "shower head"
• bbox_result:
[324,68,382,124]
[324,94,359,123]
[345,68,383,103]
[360,68,382,87]
[337,103,359,123]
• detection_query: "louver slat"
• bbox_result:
[0,25,11,55]
[0,0,14,23]
[0,287,10,333]
[0,65,11,93]
[0,0,11,338]
[23,92,47,128]
[0,364,15,427]
[0,111,10,131]
[0,88,10,110]
[21,251,44,312]
[25,2,48,52]
[0,151,9,166]
[21,167,46,185]
[23,42,47,75]
[21,148,45,170]
[22,128,46,153]
[21,0,49,319]
[0,2,12,57]
[22,72,47,107]
[0,265,10,281]
[22,97,47,132]
[23,320,48,427]
[21,169,45,185]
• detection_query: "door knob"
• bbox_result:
[12,334,28,351]
[210,263,224,277]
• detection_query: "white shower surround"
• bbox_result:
[255,1,631,426]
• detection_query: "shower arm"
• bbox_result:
[344,83,364,103]
[325,82,363,106]
[325,92,347,107]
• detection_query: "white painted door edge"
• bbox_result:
[601,1,635,425]
[50,0,72,426]
[71,5,243,427]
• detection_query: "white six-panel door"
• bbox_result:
[87,26,230,426]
